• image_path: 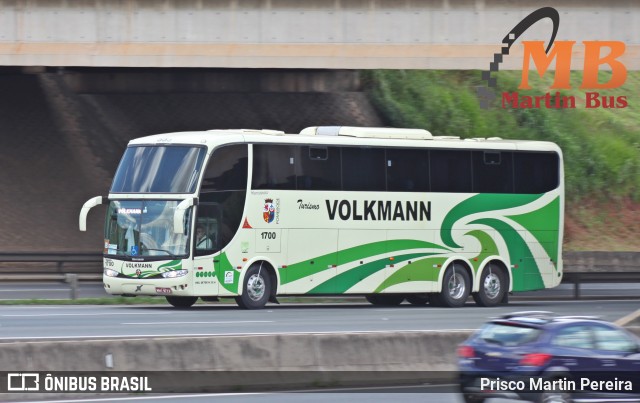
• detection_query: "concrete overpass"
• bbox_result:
[0,0,638,70]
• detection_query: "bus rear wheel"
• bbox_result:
[166,296,198,308]
[235,264,271,310]
[472,264,506,307]
[365,294,405,306]
[436,263,470,308]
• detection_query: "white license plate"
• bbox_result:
[155,287,172,294]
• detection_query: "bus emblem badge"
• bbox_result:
[263,199,276,223]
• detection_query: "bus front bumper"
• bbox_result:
[103,275,192,297]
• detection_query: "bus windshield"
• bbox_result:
[111,145,207,193]
[104,200,192,259]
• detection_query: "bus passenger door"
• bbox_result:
[192,203,220,296]
[193,254,218,295]
[286,229,338,294]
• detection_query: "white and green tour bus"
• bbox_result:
[79,126,563,309]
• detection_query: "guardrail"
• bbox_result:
[563,251,640,299]
[0,251,639,300]
[0,252,101,276]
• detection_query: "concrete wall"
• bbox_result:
[563,251,640,272]
[0,331,470,397]
[0,0,638,69]
[1,317,638,397]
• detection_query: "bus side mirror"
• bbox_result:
[174,197,198,235]
[79,196,106,231]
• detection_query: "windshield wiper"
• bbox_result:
[144,248,178,260]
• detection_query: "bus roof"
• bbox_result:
[127,127,562,153]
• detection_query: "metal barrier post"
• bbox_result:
[65,273,78,300]
[573,275,581,299]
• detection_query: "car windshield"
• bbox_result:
[477,322,542,346]
[104,200,192,259]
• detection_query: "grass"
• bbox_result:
[362,70,640,251]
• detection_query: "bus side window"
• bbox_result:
[201,144,248,192]
[473,151,514,194]
[296,146,341,190]
[514,152,559,194]
[386,148,429,192]
[430,150,472,193]
[252,144,296,190]
[194,205,220,256]
[342,147,385,191]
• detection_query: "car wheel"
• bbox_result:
[437,263,470,307]
[406,293,430,305]
[166,296,198,308]
[365,294,405,306]
[472,264,506,307]
[235,264,271,310]
[536,385,573,403]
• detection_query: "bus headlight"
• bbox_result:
[161,270,188,278]
[104,268,119,277]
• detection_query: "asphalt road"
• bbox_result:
[0,299,638,340]
[2,281,639,301]
[2,385,501,403]
[3,292,639,403]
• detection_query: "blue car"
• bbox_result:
[457,311,640,403]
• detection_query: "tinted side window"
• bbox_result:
[592,326,638,352]
[252,144,296,190]
[473,151,514,193]
[430,150,472,192]
[201,144,248,192]
[514,152,560,194]
[296,146,341,191]
[386,148,429,192]
[342,147,386,191]
[552,325,595,349]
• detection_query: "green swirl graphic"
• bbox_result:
[441,193,543,249]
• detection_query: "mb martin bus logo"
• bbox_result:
[263,198,275,223]
[478,7,628,110]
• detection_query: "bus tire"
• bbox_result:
[365,294,405,306]
[235,264,271,310]
[472,264,506,307]
[438,263,471,308]
[166,296,198,308]
[406,293,430,305]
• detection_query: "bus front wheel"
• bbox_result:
[236,264,271,310]
[166,296,198,308]
[435,263,470,308]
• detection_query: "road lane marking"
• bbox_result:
[0,289,69,292]
[121,320,274,325]
[1,312,169,317]
[0,329,475,341]
[3,392,265,403]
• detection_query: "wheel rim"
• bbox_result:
[483,272,501,299]
[448,272,466,299]
[542,391,571,403]
[246,273,265,301]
